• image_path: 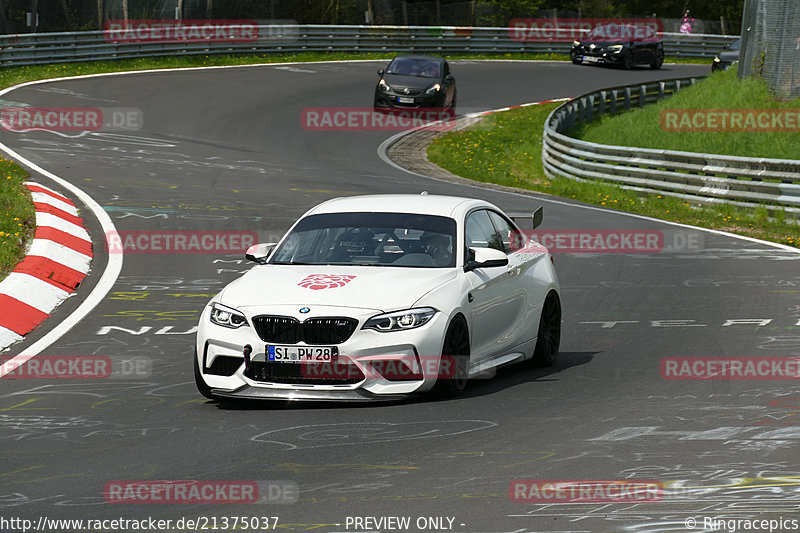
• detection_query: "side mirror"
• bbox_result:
[377,68,385,76]
[464,247,509,272]
[245,243,276,264]
[532,206,543,229]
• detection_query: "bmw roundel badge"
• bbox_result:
[299,307,310,314]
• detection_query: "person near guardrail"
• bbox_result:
[679,11,694,34]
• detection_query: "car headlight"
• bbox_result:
[572,40,580,47]
[607,45,623,53]
[379,79,391,92]
[209,302,249,329]
[425,83,441,95]
[713,56,721,62]
[362,308,436,332]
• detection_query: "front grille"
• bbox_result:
[246,361,365,385]
[393,87,423,96]
[252,316,358,345]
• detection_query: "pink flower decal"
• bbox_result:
[298,274,357,290]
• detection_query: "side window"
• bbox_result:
[487,211,525,252]
[465,210,504,252]
[443,61,450,76]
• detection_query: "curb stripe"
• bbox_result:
[27,239,91,274]
[0,272,69,313]
[14,256,87,291]
[31,191,79,215]
[0,294,51,336]
[0,181,93,352]
[36,212,90,241]
[25,183,75,206]
[34,227,93,255]
[33,202,84,227]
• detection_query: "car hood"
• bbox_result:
[218,265,457,312]
[718,51,739,62]
[383,73,439,90]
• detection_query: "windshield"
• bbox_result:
[386,58,441,78]
[270,212,456,268]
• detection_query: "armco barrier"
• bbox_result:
[0,25,738,67]
[542,77,800,214]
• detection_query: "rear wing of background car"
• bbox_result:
[508,206,543,230]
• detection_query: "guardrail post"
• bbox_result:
[609,90,617,115]
[623,87,631,112]
[598,91,606,116]
[586,94,594,123]
[638,85,647,108]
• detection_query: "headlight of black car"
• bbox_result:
[379,79,391,92]
[425,83,441,95]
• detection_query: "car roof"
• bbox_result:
[306,194,494,218]
[390,55,446,63]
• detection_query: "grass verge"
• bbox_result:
[0,157,35,279]
[427,102,799,248]
[571,67,800,159]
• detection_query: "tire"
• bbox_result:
[449,90,457,112]
[532,292,561,367]
[650,49,664,70]
[194,350,216,400]
[622,51,633,70]
[433,315,470,397]
[571,57,582,65]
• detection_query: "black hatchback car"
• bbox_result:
[374,55,456,111]
[571,23,663,69]
[712,38,740,72]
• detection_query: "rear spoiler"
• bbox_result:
[508,206,543,230]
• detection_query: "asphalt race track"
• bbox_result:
[2,60,800,533]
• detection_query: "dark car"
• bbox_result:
[712,38,741,72]
[374,55,456,111]
[571,23,664,69]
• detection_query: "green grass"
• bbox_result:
[572,67,800,159]
[0,157,36,279]
[427,102,800,248]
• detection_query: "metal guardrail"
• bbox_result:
[0,25,738,67]
[542,78,800,214]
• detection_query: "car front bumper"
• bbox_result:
[195,302,451,400]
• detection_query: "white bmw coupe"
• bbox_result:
[194,194,560,401]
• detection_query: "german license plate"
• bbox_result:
[267,345,337,363]
[582,56,600,63]
[397,96,415,104]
